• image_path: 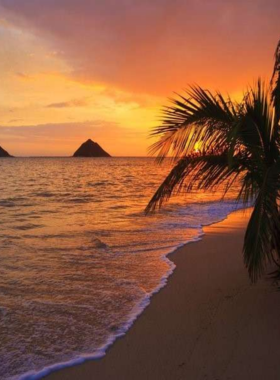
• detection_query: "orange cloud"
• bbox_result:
[15,72,31,80]
[0,0,279,155]
[46,97,91,108]
[1,0,279,96]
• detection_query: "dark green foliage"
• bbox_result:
[146,41,280,282]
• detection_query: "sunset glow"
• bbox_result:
[0,0,279,156]
[194,142,202,153]
[2,3,280,379]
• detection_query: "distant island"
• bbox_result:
[73,139,111,157]
[0,145,13,157]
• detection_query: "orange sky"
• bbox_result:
[0,0,279,156]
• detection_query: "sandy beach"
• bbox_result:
[45,208,280,380]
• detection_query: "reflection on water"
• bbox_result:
[0,157,244,380]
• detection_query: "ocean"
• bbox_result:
[0,157,245,380]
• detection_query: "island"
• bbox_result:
[0,145,13,157]
[73,139,111,157]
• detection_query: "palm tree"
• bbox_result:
[146,40,280,283]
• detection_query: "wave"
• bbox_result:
[14,201,250,380]
[0,157,253,380]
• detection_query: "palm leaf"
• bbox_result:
[243,163,280,282]
[271,39,280,124]
[147,40,280,283]
[149,86,238,162]
[145,152,244,214]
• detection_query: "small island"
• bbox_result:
[73,139,111,157]
[0,145,13,157]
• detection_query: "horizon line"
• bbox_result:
[2,155,155,158]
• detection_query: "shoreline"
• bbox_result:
[17,205,247,380]
[28,207,280,380]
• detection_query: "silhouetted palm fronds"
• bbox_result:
[147,41,280,283]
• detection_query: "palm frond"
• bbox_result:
[243,163,280,282]
[147,39,280,283]
[145,152,243,214]
[270,39,280,124]
[149,86,238,162]
[228,80,278,172]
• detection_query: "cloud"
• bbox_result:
[99,88,159,108]
[46,97,90,108]
[1,0,279,95]
[8,118,24,123]
[15,72,30,80]
[0,120,122,141]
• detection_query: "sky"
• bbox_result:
[0,0,280,156]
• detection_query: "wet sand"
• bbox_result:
[46,208,280,380]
